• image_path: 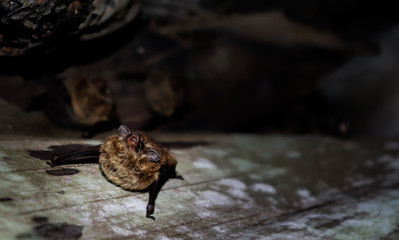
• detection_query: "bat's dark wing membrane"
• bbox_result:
[29,144,101,166]
[49,145,101,166]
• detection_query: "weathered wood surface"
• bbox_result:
[0,133,399,239]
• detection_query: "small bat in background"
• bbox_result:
[27,74,120,138]
[49,125,183,219]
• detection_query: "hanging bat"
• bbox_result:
[49,125,183,220]
[27,74,120,138]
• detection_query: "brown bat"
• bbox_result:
[49,125,183,219]
[27,74,120,138]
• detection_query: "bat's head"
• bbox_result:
[118,125,139,149]
[117,125,161,163]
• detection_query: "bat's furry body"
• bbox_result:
[100,132,177,191]
[49,125,182,219]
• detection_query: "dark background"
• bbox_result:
[1,0,399,139]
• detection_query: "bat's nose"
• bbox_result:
[127,132,139,148]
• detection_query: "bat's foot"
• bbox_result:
[47,155,61,167]
[46,160,55,167]
[175,174,184,180]
[146,214,155,220]
[146,204,156,220]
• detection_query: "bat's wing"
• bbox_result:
[49,145,101,166]
[29,144,101,166]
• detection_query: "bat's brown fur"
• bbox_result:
[99,131,177,191]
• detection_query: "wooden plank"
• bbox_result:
[0,134,398,239]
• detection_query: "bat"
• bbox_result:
[49,125,183,219]
[27,74,120,138]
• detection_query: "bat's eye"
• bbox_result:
[147,149,160,163]
[138,141,145,150]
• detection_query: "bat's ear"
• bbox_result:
[147,149,161,162]
[118,125,131,138]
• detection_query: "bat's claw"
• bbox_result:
[146,204,156,220]
[47,155,60,167]
[146,214,156,220]
[46,160,55,167]
[175,174,184,180]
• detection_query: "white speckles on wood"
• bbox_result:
[251,183,277,194]
[217,178,251,201]
[195,191,233,208]
[218,178,247,189]
[230,157,259,172]
[297,189,311,198]
[193,157,217,169]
